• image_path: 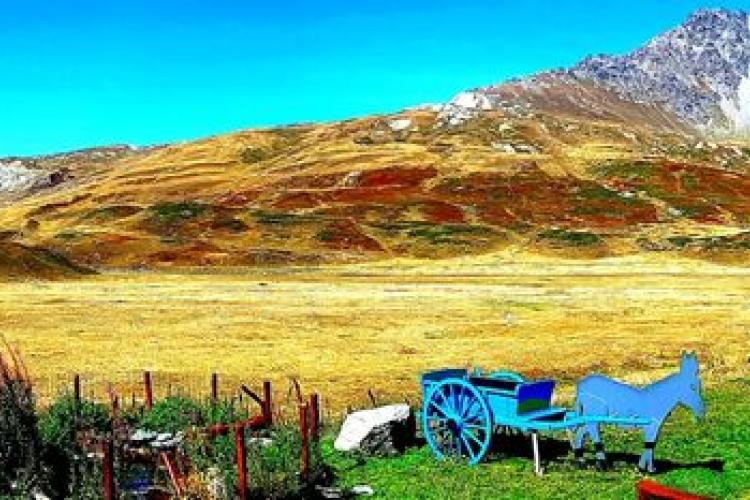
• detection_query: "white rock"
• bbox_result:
[352,485,375,496]
[450,91,492,110]
[388,118,412,131]
[334,404,410,452]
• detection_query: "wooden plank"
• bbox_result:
[235,424,248,500]
[636,479,712,500]
[299,403,310,483]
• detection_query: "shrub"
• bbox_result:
[0,346,45,496]
[185,425,317,500]
[38,395,111,453]
[148,202,207,225]
[138,396,203,433]
[538,228,602,246]
[240,147,274,164]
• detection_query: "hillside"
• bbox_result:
[0,9,749,270]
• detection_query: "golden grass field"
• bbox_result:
[2,251,748,415]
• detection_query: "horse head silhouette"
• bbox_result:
[677,352,705,420]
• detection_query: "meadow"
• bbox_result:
[2,251,748,412]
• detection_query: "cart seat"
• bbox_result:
[516,380,555,414]
[468,376,520,393]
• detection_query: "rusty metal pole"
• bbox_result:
[102,438,116,500]
[211,373,218,405]
[263,380,272,425]
[309,393,320,442]
[73,374,81,417]
[143,371,153,410]
[111,395,119,418]
[235,424,248,500]
[299,403,310,483]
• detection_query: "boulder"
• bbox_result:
[334,404,415,456]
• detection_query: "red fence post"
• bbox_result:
[310,393,320,442]
[211,373,218,405]
[143,371,153,410]
[299,403,310,483]
[102,438,116,500]
[263,380,272,425]
[235,424,248,500]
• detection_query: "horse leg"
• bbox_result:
[589,423,608,471]
[638,426,659,473]
[572,426,587,468]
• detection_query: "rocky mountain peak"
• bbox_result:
[441,8,750,137]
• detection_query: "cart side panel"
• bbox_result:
[420,369,467,401]
[486,392,518,422]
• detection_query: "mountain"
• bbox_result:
[0,9,749,273]
[442,8,750,137]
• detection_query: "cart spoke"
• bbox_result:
[462,398,479,418]
[460,434,477,461]
[462,428,484,448]
[428,400,451,418]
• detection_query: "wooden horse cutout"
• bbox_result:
[573,353,704,472]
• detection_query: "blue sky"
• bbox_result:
[1,0,749,156]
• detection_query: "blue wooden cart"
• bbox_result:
[420,368,651,474]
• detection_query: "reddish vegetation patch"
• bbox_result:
[357,166,437,188]
[217,190,262,208]
[272,191,322,210]
[313,204,407,224]
[321,186,426,205]
[420,201,465,223]
[434,166,659,229]
[272,172,345,191]
[99,234,139,244]
[316,220,382,251]
[269,166,438,210]
[600,161,750,223]
[148,241,226,265]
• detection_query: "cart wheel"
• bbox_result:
[422,378,492,465]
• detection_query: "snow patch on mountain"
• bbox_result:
[438,91,494,125]
[719,66,750,133]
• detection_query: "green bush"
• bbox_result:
[240,147,274,164]
[0,351,45,496]
[38,395,111,452]
[138,396,203,433]
[186,425,317,500]
[37,395,111,498]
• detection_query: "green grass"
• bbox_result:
[667,233,750,251]
[327,382,750,499]
[148,202,208,224]
[406,224,495,244]
[538,229,602,247]
[591,161,656,181]
[576,185,642,206]
[251,210,322,226]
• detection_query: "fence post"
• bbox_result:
[73,374,81,417]
[310,393,320,442]
[211,373,218,405]
[263,380,272,425]
[143,371,153,410]
[299,403,310,483]
[235,424,248,500]
[102,438,116,500]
